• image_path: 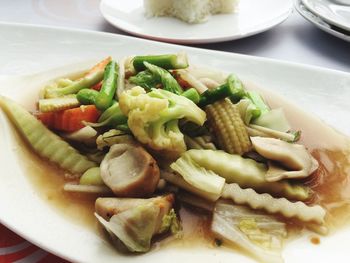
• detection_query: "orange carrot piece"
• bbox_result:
[91,81,103,91]
[36,105,100,132]
[86,57,111,76]
[36,112,54,128]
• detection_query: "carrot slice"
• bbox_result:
[91,81,103,91]
[86,57,111,76]
[37,105,100,132]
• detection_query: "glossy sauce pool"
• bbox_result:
[11,81,350,252]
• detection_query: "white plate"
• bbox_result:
[1,23,350,263]
[99,0,293,44]
[302,0,350,31]
[296,0,350,42]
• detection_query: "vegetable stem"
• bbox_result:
[144,62,183,95]
[245,91,270,116]
[45,70,104,98]
[97,102,128,128]
[181,88,200,104]
[133,53,188,72]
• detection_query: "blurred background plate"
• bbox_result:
[99,0,293,44]
[302,0,350,31]
[296,0,350,42]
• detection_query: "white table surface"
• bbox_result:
[0,0,349,73]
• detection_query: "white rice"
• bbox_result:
[144,0,239,24]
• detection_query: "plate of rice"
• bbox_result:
[99,0,293,44]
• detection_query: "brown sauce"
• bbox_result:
[310,236,321,245]
[7,79,350,253]
[251,82,350,230]
[14,130,98,231]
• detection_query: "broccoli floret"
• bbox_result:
[119,86,206,157]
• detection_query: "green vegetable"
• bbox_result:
[170,153,225,201]
[86,102,128,129]
[95,61,119,110]
[236,99,261,124]
[80,167,104,185]
[222,183,325,224]
[159,209,182,236]
[144,62,183,95]
[197,73,269,121]
[252,108,291,132]
[76,89,99,105]
[227,74,247,102]
[181,149,311,201]
[94,194,174,253]
[119,86,206,157]
[57,78,73,87]
[181,88,200,104]
[212,200,287,263]
[199,74,246,107]
[45,70,104,98]
[95,203,160,252]
[129,70,159,91]
[245,91,270,116]
[98,102,128,127]
[0,96,96,174]
[132,53,188,72]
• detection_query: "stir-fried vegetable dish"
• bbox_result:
[1,53,347,263]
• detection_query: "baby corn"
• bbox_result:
[206,98,251,155]
[38,96,80,112]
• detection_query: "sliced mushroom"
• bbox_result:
[251,136,319,182]
[100,143,160,197]
[95,194,175,252]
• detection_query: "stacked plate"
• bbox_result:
[295,0,350,41]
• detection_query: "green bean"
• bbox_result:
[76,89,99,105]
[199,74,246,107]
[245,91,270,116]
[98,102,128,127]
[95,61,119,111]
[181,88,200,104]
[129,70,159,91]
[133,53,188,72]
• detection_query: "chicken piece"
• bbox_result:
[251,136,319,182]
[95,194,176,252]
[100,143,160,197]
